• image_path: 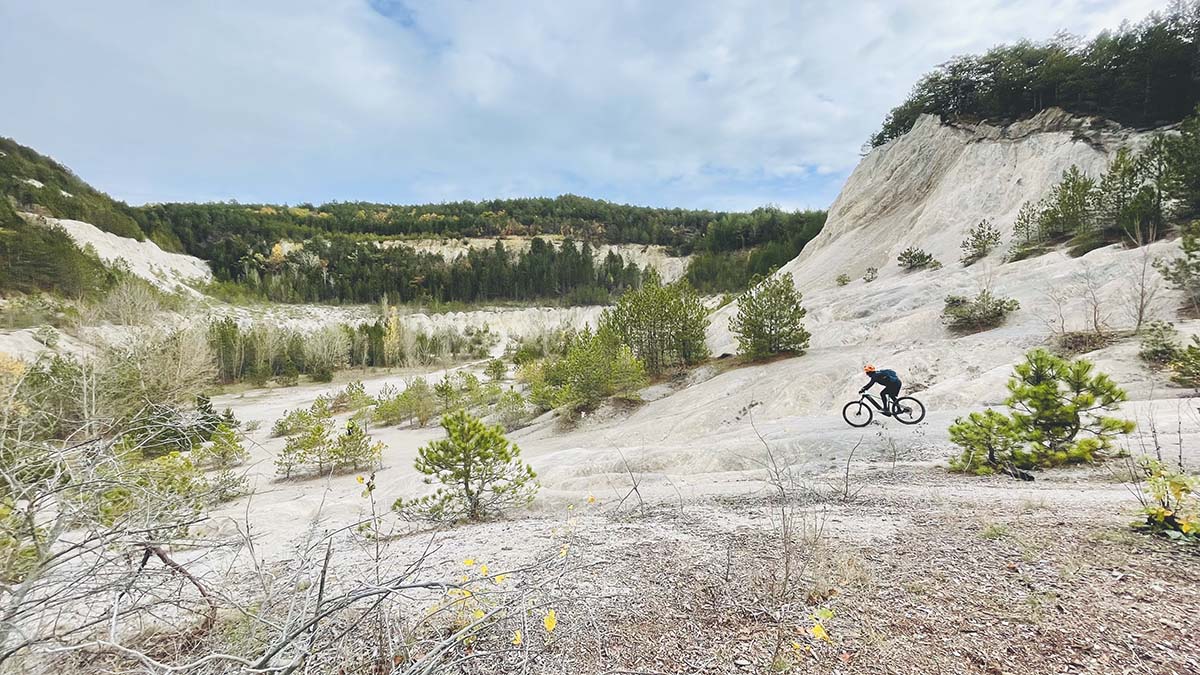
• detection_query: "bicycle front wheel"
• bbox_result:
[842,400,873,427]
[894,396,926,425]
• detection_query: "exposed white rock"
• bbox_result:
[20,213,212,293]
[21,177,44,189]
[707,109,1157,354]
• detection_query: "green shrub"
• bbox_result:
[329,380,372,413]
[1156,220,1200,315]
[275,398,333,479]
[1137,319,1176,367]
[331,421,384,472]
[495,389,529,431]
[1169,335,1200,390]
[897,246,942,271]
[941,290,1020,334]
[272,408,312,437]
[947,410,1021,475]
[960,220,1001,266]
[558,327,647,410]
[393,410,538,522]
[729,274,810,359]
[835,273,851,286]
[485,358,507,382]
[948,349,1134,474]
[1133,457,1198,542]
[195,422,249,470]
[373,378,437,427]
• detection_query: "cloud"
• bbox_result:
[0,0,1163,211]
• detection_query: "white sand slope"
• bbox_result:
[21,212,212,293]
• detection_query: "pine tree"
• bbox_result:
[332,421,384,472]
[393,410,538,521]
[948,349,1134,474]
[729,274,811,359]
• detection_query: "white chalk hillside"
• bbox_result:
[708,108,1157,355]
[21,212,212,293]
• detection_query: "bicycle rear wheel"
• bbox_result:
[894,396,926,424]
[842,400,873,427]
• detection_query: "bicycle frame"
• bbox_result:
[859,393,886,410]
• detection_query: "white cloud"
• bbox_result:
[0,0,1164,210]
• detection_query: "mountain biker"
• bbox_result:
[860,365,902,415]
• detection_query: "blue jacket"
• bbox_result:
[862,369,900,392]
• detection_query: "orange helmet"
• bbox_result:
[863,364,876,373]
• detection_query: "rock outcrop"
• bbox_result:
[707,108,1152,354]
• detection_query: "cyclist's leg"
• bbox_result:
[882,383,900,412]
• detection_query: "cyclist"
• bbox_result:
[859,365,902,415]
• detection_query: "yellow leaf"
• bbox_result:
[511,630,523,645]
[480,564,489,575]
[587,495,596,504]
[463,558,475,566]
[472,609,484,620]
[810,621,831,643]
[543,609,558,633]
[567,504,575,511]
[559,545,569,558]
[459,575,469,583]
[493,574,508,584]
[356,475,364,484]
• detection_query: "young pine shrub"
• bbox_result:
[1155,220,1200,316]
[947,349,1134,475]
[393,410,538,522]
[1168,335,1200,390]
[272,408,313,437]
[329,380,372,414]
[1137,321,1181,368]
[331,421,384,472]
[195,422,249,469]
[897,247,942,271]
[495,389,530,431]
[729,274,811,360]
[941,290,1020,334]
[862,267,878,283]
[275,398,334,479]
[197,423,250,503]
[557,327,647,411]
[485,358,507,382]
[960,220,1001,266]
[835,273,851,286]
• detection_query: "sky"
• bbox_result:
[0,0,1164,212]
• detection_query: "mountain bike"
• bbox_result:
[842,392,925,427]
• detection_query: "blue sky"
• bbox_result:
[0,0,1162,212]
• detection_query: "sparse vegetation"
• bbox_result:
[835,273,851,286]
[394,410,538,522]
[863,267,878,283]
[1156,220,1200,316]
[897,246,941,271]
[1168,336,1200,390]
[485,358,507,381]
[960,220,1001,265]
[1137,321,1181,367]
[941,289,1020,333]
